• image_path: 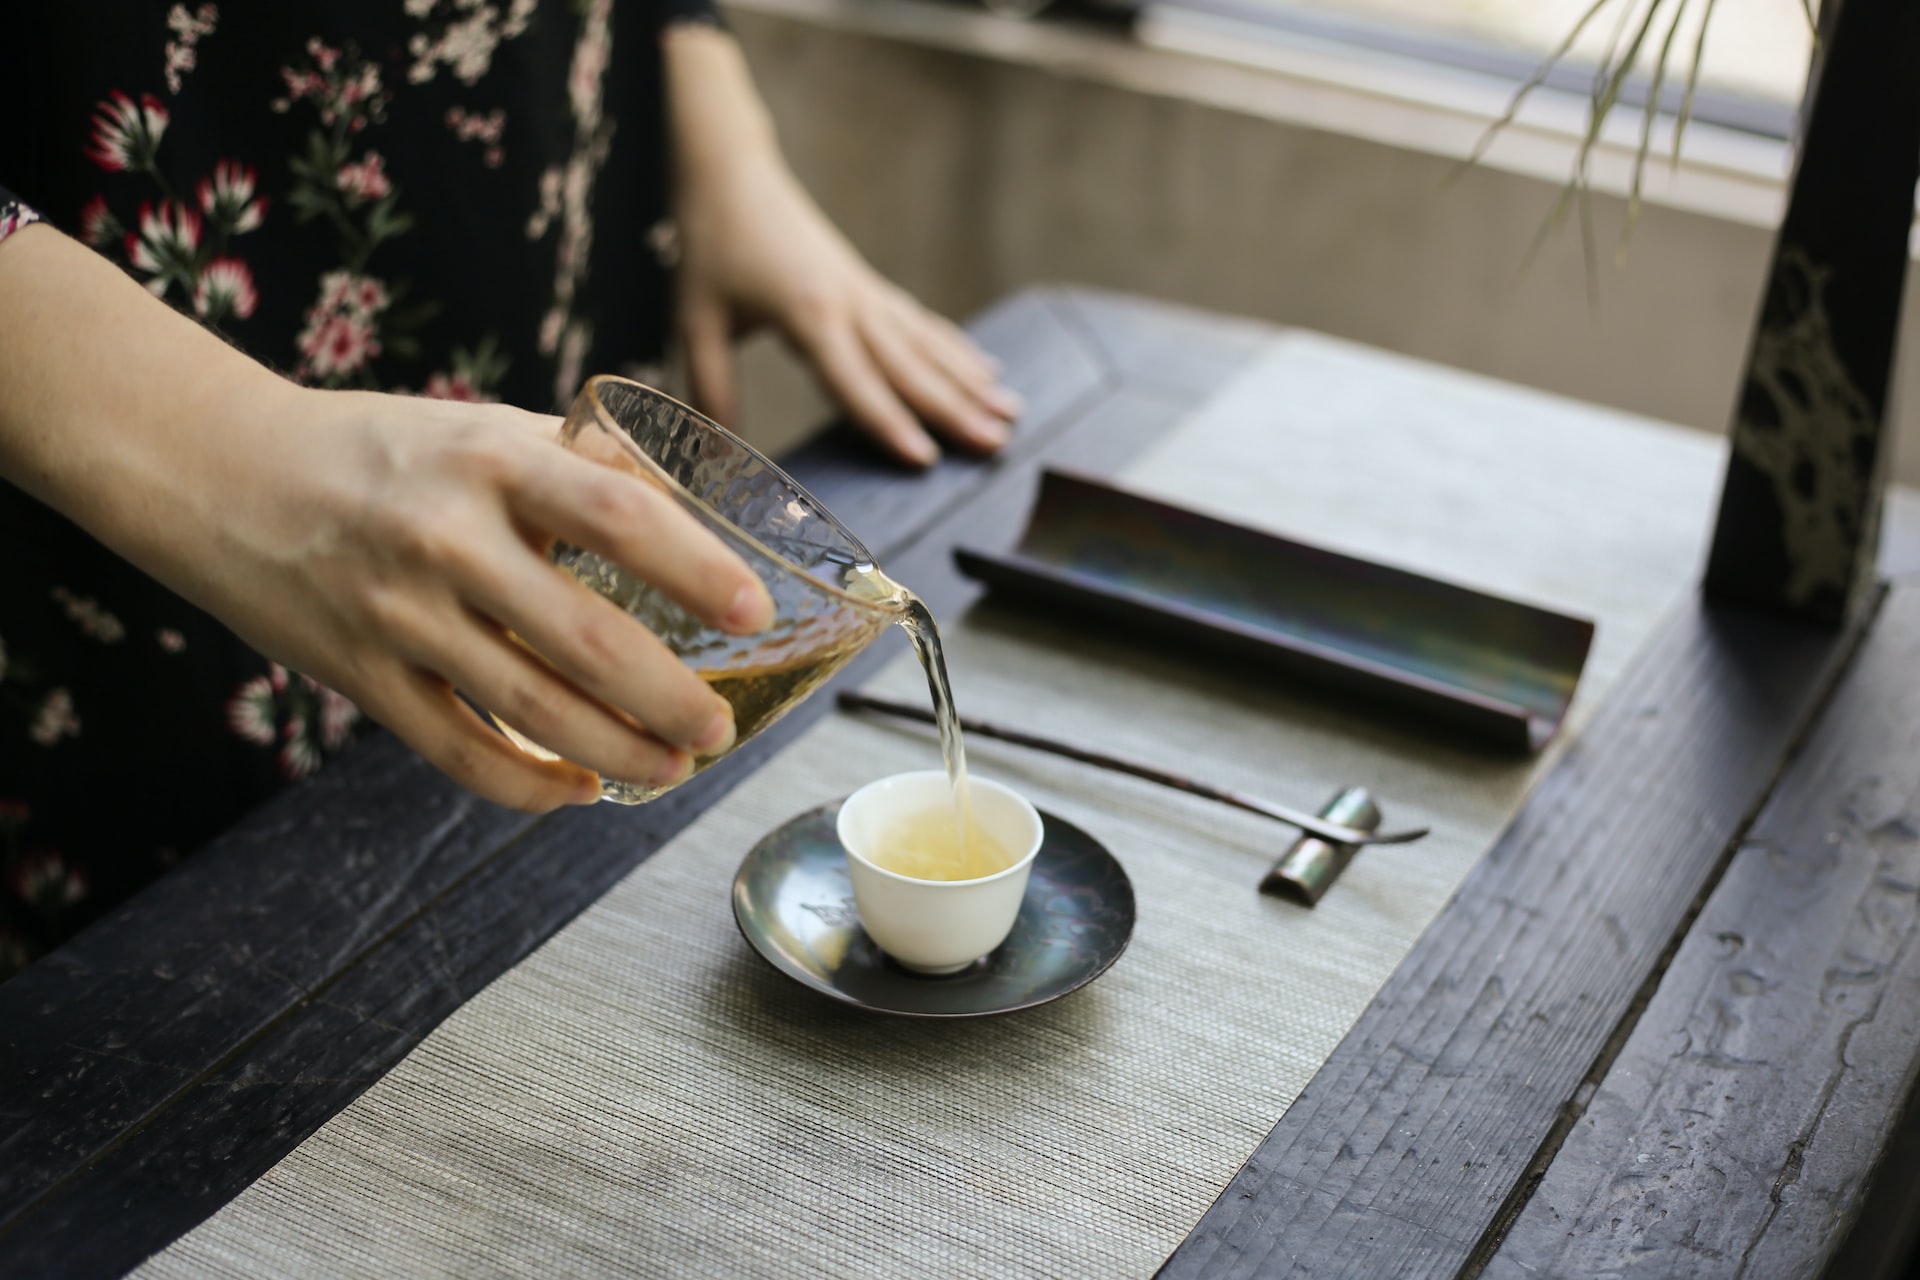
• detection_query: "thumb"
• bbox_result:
[683,301,741,429]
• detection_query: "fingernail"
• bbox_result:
[723,581,774,632]
[987,387,1023,418]
[908,437,941,468]
[651,748,694,788]
[569,773,603,805]
[692,706,736,756]
[973,417,1012,449]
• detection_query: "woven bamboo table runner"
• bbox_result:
[138,334,1727,1278]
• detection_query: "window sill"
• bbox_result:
[725,0,1798,233]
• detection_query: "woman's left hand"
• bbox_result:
[664,25,1020,468]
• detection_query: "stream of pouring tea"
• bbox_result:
[847,567,1005,881]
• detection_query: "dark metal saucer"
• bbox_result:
[731,801,1134,1018]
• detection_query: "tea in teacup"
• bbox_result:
[863,805,1016,882]
[838,771,1043,973]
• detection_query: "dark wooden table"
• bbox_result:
[6,287,1920,1280]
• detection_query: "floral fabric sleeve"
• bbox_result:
[1,0,685,983]
[0,186,44,245]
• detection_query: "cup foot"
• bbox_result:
[889,955,983,977]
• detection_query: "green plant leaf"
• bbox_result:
[1671,0,1720,168]
[1623,0,1692,257]
[1453,0,1618,178]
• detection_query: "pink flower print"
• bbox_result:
[164,43,198,93]
[11,851,88,909]
[227,674,277,745]
[227,667,355,771]
[564,0,614,125]
[50,587,126,643]
[79,197,121,248]
[526,167,562,240]
[299,313,382,380]
[164,4,219,94]
[0,632,8,683]
[296,272,391,382]
[445,107,507,168]
[423,371,481,401]
[339,63,382,114]
[156,628,187,653]
[336,152,392,202]
[197,160,267,235]
[0,201,39,244]
[316,685,360,750]
[0,800,28,825]
[307,36,341,73]
[279,721,322,779]
[126,199,203,297]
[273,68,324,112]
[29,690,80,746]
[87,91,169,173]
[193,256,259,322]
[273,44,386,130]
[317,270,355,312]
[315,270,388,318]
[422,336,508,404]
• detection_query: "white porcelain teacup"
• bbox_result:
[836,771,1044,975]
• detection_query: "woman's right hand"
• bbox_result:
[189,386,776,810]
[0,224,773,811]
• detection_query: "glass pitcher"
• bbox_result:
[504,375,910,804]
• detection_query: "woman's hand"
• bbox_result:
[0,225,774,811]
[193,387,775,810]
[664,25,1020,468]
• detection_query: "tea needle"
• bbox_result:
[836,691,1429,847]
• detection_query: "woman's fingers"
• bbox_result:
[452,535,737,758]
[797,316,941,468]
[403,596,705,789]
[508,436,773,636]
[889,290,1023,422]
[859,311,1010,455]
[369,666,603,812]
[683,296,742,429]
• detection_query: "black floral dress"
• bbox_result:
[0,0,714,980]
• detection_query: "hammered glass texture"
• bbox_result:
[551,378,902,800]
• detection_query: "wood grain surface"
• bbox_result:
[1483,582,1920,1279]
[1156,594,1873,1280]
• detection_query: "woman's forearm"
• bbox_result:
[0,222,301,598]
[656,22,1018,463]
[0,223,770,809]
[661,23,781,186]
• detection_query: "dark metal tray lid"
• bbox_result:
[954,468,1594,753]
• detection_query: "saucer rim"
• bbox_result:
[731,800,1134,1019]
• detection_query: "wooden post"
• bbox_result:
[1702,0,1920,625]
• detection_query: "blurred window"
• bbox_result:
[1150,0,1813,138]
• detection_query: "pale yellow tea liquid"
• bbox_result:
[866,805,1015,882]
[540,552,987,868]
